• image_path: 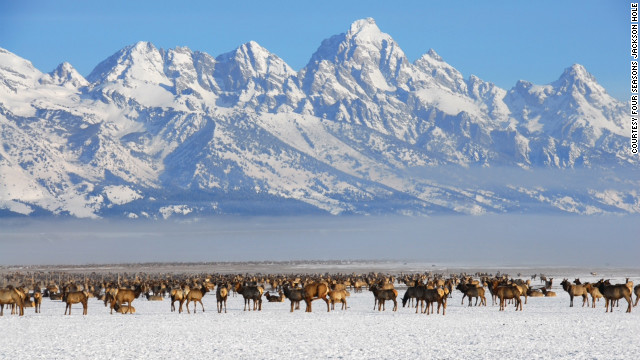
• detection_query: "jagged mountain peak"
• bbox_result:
[504,63,626,143]
[214,40,296,94]
[413,48,466,93]
[40,61,89,88]
[558,64,593,82]
[425,48,443,61]
[307,18,407,65]
[551,63,613,102]
[87,41,165,84]
[216,40,295,76]
[346,18,388,43]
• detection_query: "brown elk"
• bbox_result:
[303,282,330,312]
[456,283,486,306]
[110,285,143,314]
[328,289,349,310]
[170,288,187,313]
[63,291,88,315]
[33,288,42,313]
[527,288,544,297]
[595,280,632,313]
[583,283,603,308]
[634,284,640,307]
[185,285,208,314]
[216,283,229,313]
[112,303,136,314]
[540,288,556,297]
[0,286,24,316]
[560,279,588,307]
[145,293,163,301]
[265,291,285,303]
[495,284,522,311]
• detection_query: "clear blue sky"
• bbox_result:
[0,0,628,100]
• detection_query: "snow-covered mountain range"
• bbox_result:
[1,18,637,218]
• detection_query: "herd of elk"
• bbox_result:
[1,269,638,318]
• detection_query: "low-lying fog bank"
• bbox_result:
[0,215,637,268]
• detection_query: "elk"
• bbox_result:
[402,285,426,313]
[527,288,544,297]
[170,288,187,313]
[540,288,556,297]
[185,284,208,314]
[265,291,285,302]
[595,280,632,313]
[456,283,486,306]
[419,287,447,315]
[33,287,42,313]
[0,286,24,316]
[303,282,330,312]
[544,278,553,290]
[560,279,589,307]
[216,283,229,313]
[369,284,398,312]
[584,283,603,308]
[282,284,304,312]
[110,285,143,314]
[328,289,349,310]
[634,284,640,307]
[63,291,88,315]
[495,284,522,311]
[112,303,136,314]
[145,293,163,301]
[237,283,262,311]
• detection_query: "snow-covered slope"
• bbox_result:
[0,19,637,218]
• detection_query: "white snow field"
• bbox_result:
[1,270,638,360]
